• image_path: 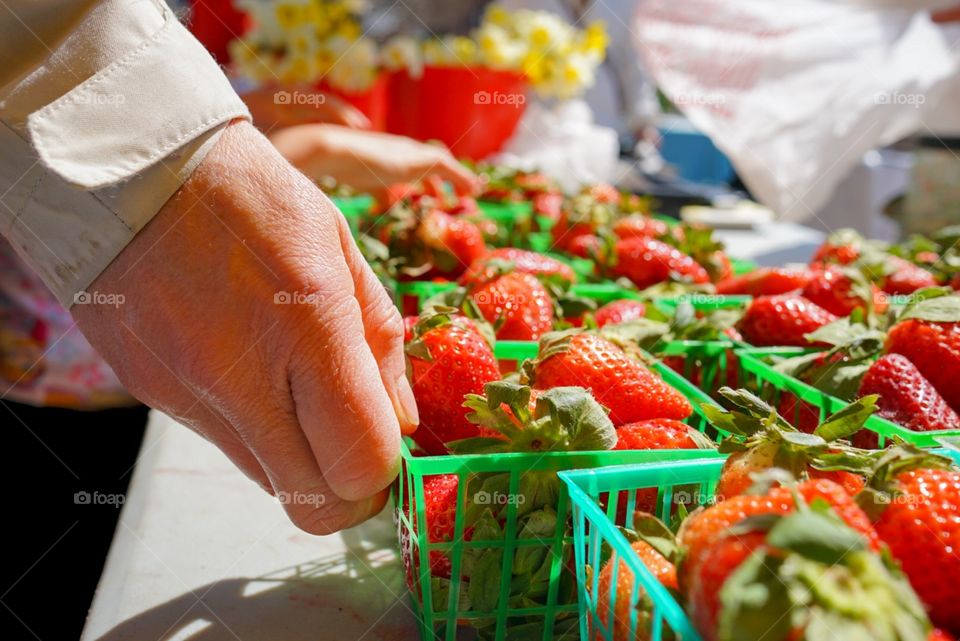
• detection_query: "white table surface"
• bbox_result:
[81,221,823,641]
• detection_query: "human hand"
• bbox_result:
[242,84,371,130]
[268,124,478,203]
[72,120,417,534]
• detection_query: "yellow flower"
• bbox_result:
[580,21,608,60]
[483,4,511,28]
[274,2,305,31]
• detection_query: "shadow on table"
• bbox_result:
[94,514,419,641]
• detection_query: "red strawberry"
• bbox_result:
[417,209,487,278]
[708,251,734,283]
[886,316,960,413]
[613,419,716,514]
[739,294,838,347]
[775,393,821,434]
[861,447,960,634]
[406,311,500,455]
[679,477,881,595]
[853,354,959,448]
[931,630,956,641]
[458,247,576,286]
[611,237,710,290]
[612,214,669,240]
[593,299,647,327]
[587,182,621,204]
[523,331,692,425]
[566,234,605,260]
[531,192,563,222]
[686,500,924,641]
[883,256,939,295]
[810,229,863,265]
[470,272,554,341]
[715,267,812,296]
[594,540,677,641]
[802,265,887,317]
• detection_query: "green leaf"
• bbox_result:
[899,290,960,323]
[468,550,504,613]
[766,510,867,565]
[814,396,878,442]
[717,552,794,641]
[534,386,617,451]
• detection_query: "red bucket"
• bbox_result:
[318,73,389,131]
[386,66,528,160]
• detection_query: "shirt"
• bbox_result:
[0,0,250,308]
[0,0,250,407]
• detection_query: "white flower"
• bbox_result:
[326,36,379,92]
[381,35,423,77]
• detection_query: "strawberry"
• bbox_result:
[810,228,864,265]
[883,256,939,295]
[715,267,812,296]
[860,446,960,634]
[931,631,956,641]
[886,312,960,413]
[612,419,716,515]
[678,477,881,596]
[708,251,734,283]
[417,209,487,277]
[522,331,693,425]
[853,354,959,448]
[801,264,887,317]
[773,393,823,434]
[458,247,576,286]
[593,299,647,327]
[531,192,563,222]
[739,294,838,347]
[405,310,500,455]
[686,498,927,641]
[587,182,622,204]
[703,388,871,501]
[612,215,669,240]
[470,271,554,341]
[610,237,710,290]
[566,233,605,260]
[594,540,677,641]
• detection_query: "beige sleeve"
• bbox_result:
[0,0,251,307]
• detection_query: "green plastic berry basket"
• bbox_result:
[736,347,960,448]
[730,257,757,276]
[332,195,375,235]
[560,458,725,641]
[560,447,960,641]
[394,342,727,641]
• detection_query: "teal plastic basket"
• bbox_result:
[560,458,723,641]
[560,448,960,641]
[737,347,960,448]
[395,341,726,641]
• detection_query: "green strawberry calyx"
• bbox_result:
[704,388,877,478]
[717,498,931,641]
[450,380,617,454]
[856,443,956,520]
[897,286,960,323]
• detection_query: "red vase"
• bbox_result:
[386,66,528,160]
[317,74,389,131]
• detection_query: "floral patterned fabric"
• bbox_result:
[0,238,135,409]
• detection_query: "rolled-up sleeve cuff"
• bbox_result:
[0,0,249,307]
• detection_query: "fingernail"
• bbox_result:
[394,374,420,434]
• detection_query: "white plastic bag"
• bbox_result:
[634,0,960,221]
[492,99,620,192]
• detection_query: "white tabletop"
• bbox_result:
[81,221,823,641]
[81,413,418,641]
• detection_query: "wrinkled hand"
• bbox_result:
[242,85,372,130]
[72,121,417,534]
[268,124,478,202]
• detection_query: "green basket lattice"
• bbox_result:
[394,342,726,641]
[737,347,960,447]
